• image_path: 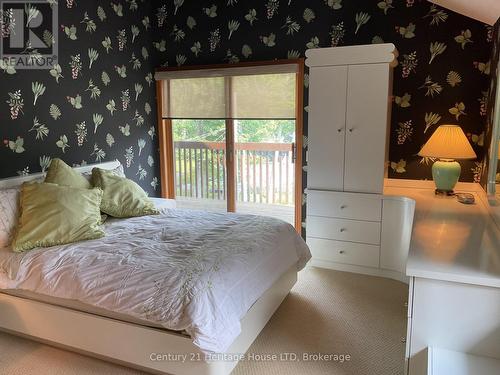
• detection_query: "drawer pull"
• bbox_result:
[339,250,345,254]
[340,205,347,209]
[340,228,346,232]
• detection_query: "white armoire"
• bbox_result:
[305,44,415,282]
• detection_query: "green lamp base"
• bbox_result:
[432,160,461,193]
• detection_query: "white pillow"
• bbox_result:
[0,188,20,248]
[150,198,177,212]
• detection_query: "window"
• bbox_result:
[155,60,304,230]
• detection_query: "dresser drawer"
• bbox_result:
[307,190,382,221]
[307,237,380,268]
[307,216,381,245]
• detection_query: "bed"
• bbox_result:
[0,160,311,375]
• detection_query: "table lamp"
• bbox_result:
[418,125,476,194]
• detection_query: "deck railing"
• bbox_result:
[174,141,294,205]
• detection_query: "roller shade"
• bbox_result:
[156,64,298,120]
[168,77,226,119]
[231,73,296,119]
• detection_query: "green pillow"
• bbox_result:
[91,168,158,218]
[45,158,91,189]
[12,183,105,252]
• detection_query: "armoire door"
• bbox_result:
[307,66,348,191]
[344,63,390,194]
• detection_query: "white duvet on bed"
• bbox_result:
[0,208,310,353]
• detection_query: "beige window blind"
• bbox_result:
[168,77,226,119]
[155,64,298,119]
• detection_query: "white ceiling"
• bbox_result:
[430,0,500,25]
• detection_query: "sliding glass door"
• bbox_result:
[170,119,295,224]
[155,60,304,230]
[234,120,295,224]
[172,119,227,212]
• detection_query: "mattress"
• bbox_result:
[0,202,311,353]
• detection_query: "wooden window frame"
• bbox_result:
[155,59,305,233]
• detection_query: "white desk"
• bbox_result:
[424,348,500,375]
[384,180,500,375]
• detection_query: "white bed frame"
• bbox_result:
[0,161,298,375]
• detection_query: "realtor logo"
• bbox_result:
[0,0,58,70]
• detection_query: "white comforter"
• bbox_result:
[0,207,310,353]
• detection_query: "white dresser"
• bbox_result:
[305,44,415,281]
[384,181,500,375]
[306,189,415,281]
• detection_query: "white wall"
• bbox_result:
[430,0,500,25]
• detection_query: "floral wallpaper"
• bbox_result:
[0,0,495,201]
[151,0,493,183]
[0,1,160,195]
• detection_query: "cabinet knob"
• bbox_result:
[339,250,345,254]
[348,128,354,133]
[337,128,343,133]
[340,205,347,209]
[340,228,346,232]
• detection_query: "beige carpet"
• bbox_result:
[0,267,407,375]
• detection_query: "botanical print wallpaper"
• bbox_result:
[151,0,493,183]
[0,1,160,195]
[0,0,495,202]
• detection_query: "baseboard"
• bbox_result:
[308,259,409,284]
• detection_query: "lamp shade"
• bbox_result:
[418,125,477,160]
